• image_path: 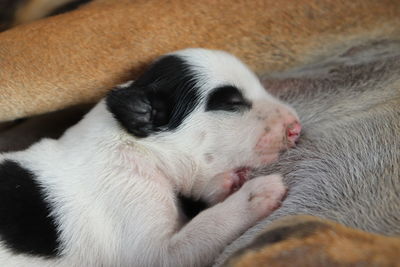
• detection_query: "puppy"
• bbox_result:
[0,48,300,267]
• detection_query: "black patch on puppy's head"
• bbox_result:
[106,55,201,138]
[206,85,251,112]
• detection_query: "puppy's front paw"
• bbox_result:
[202,168,250,205]
[239,174,287,221]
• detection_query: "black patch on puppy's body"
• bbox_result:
[107,55,201,137]
[0,160,59,257]
[206,85,251,112]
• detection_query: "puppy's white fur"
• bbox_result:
[0,49,298,267]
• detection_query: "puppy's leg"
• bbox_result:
[201,168,251,205]
[168,174,286,267]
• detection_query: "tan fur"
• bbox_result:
[14,0,76,25]
[1,0,400,121]
[224,215,400,267]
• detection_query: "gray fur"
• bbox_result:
[215,39,400,266]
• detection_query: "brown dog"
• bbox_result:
[1,0,400,121]
[1,1,400,266]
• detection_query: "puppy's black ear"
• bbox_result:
[106,85,157,137]
[106,55,201,138]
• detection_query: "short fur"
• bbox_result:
[223,215,400,267]
[215,40,400,265]
[1,0,400,121]
[0,160,59,256]
[0,49,299,267]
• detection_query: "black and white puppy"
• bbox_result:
[0,48,301,267]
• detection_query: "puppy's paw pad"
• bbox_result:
[209,168,251,204]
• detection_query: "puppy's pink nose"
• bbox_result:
[287,121,301,146]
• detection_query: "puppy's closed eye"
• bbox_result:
[206,85,251,112]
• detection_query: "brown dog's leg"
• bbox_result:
[223,215,400,267]
[1,0,400,121]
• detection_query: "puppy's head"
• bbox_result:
[106,48,300,202]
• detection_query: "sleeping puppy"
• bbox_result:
[0,48,300,267]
